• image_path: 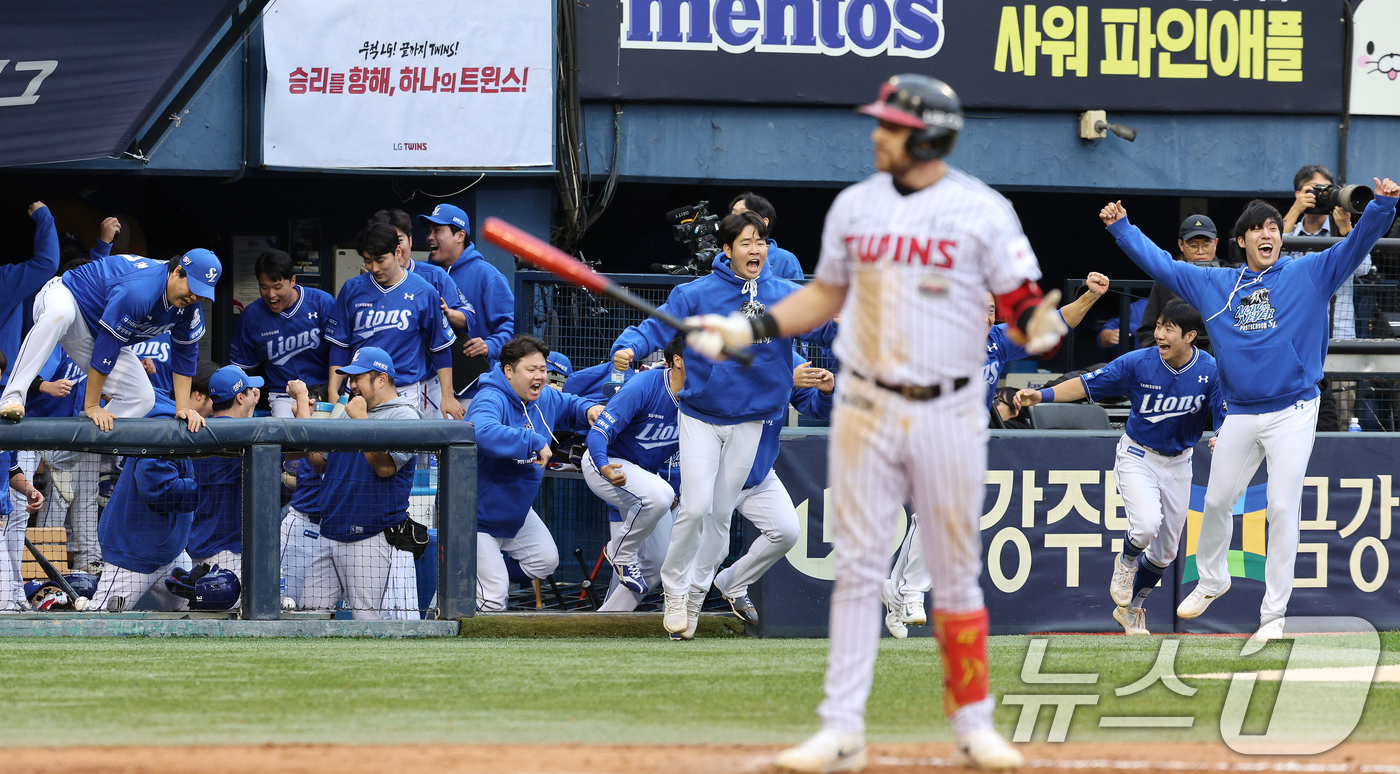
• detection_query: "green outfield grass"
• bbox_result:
[1,632,1397,747]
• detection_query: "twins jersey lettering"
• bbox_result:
[1081,347,1225,456]
[229,286,335,389]
[816,168,1041,385]
[324,272,455,386]
[129,332,173,395]
[61,254,204,376]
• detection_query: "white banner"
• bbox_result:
[262,0,553,169]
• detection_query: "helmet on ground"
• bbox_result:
[165,563,241,611]
[63,572,98,599]
[858,74,963,161]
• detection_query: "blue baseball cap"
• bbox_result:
[418,204,470,234]
[546,351,572,377]
[336,346,397,380]
[180,249,222,300]
[208,365,264,403]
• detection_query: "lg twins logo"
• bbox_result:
[621,0,945,58]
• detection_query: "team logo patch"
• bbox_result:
[1233,287,1276,332]
[206,267,218,282]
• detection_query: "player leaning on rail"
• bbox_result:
[1100,177,1399,641]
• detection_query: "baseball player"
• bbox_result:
[306,347,422,620]
[420,204,515,395]
[0,376,45,610]
[88,394,197,613]
[131,332,173,400]
[1101,178,1398,641]
[1,203,60,388]
[610,210,835,636]
[1016,300,1225,635]
[584,335,687,601]
[678,352,835,636]
[0,239,220,433]
[470,335,602,611]
[730,192,803,280]
[691,75,1065,770]
[277,379,328,610]
[228,249,336,418]
[325,224,463,420]
[982,272,1110,413]
[186,366,264,607]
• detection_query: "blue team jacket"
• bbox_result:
[445,243,514,361]
[2,207,60,385]
[99,457,199,574]
[611,256,832,425]
[1107,194,1397,414]
[766,240,804,281]
[469,366,596,538]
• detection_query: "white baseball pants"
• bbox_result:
[280,507,330,610]
[599,510,674,612]
[475,509,559,612]
[396,380,428,415]
[582,454,675,567]
[888,514,932,604]
[0,510,27,609]
[818,374,988,735]
[1196,397,1318,625]
[304,532,393,620]
[689,469,801,599]
[1114,436,1193,568]
[88,552,192,612]
[268,393,296,418]
[662,413,762,596]
[381,544,421,619]
[0,277,153,417]
[39,451,101,569]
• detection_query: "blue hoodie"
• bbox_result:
[766,240,804,281]
[611,257,834,425]
[98,402,198,574]
[188,417,243,560]
[744,355,834,489]
[1107,194,1397,414]
[3,206,60,385]
[469,365,596,538]
[445,242,515,361]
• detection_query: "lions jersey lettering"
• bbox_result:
[229,286,334,389]
[324,272,454,386]
[586,368,679,473]
[632,419,679,450]
[1081,347,1226,456]
[129,333,174,394]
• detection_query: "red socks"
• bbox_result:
[934,607,990,716]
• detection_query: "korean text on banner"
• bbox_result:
[262,0,553,169]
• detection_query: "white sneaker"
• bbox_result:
[663,593,688,634]
[881,582,908,639]
[902,596,927,626]
[1110,552,1135,607]
[1113,605,1150,635]
[774,730,867,773]
[1176,583,1229,620]
[682,588,704,639]
[0,401,24,422]
[1249,618,1285,645]
[954,728,1024,770]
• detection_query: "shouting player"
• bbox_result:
[691,75,1063,770]
[1102,179,1397,641]
[228,250,335,417]
[1016,300,1224,635]
[0,235,218,432]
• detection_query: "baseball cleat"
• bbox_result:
[1248,618,1285,645]
[954,728,1023,770]
[774,730,867,773]
[1113,605,1150,635]
[1110,552,1135,607]
[1176,583,1229,620]
[881,582,908,639]
[612,561,648,595]
[902,595,927,626]
[682,588,704,639]
[662,592,688,634]
[725,593,758,626]
[0,401,24,422]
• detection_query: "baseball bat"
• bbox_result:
[480,218,755,366]
[24,538,81,605]
[573,548,600,610]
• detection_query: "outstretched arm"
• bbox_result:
[1014,378,1087,410]
[1058,272,1109,329]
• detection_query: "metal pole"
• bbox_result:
[242,443,282,620]
[438,443,478,618]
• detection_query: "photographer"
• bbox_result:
[1283,164,1370,339]
[730,192,803,280]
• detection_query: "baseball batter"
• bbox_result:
[1017,300,1225,635]
[691,75,1064,771]
[228,250,335,418]
[1102,179,1397,640]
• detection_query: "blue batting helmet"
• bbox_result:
[165,564,241,611]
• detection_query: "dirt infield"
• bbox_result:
[8,742,1400,774]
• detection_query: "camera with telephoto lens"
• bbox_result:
[1306,183,1373,215]
[655,201,722,275]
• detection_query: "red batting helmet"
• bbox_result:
[859,74,963,161]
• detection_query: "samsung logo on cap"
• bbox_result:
[621,0,945,58]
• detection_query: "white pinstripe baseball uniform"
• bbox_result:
[813,167,1043,737]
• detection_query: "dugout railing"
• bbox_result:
[0,419,479,620]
